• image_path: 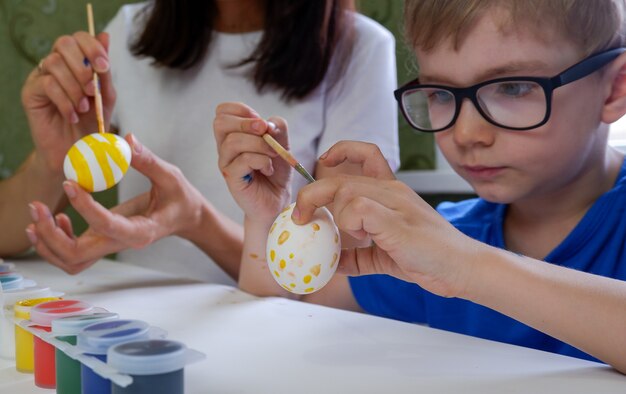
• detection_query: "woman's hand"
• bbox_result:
[21,31,116,175]
[214,102,292,226]
[293,141,475,298]
[26,135,209,274]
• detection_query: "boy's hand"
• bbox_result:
[25,135,207,274]
[21,31,116,176]
[293,141,474,298]
[214,102,292,226]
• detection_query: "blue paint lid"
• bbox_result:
[52,312,119,336]
[0,272,24,290]
[108,340,187,375]
[77,319,150,355]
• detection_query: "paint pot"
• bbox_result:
[0,272,24,291]
[30,300,95,388]
[52,313,119,394]
[77,319,151,394]
[13,296,63,373]
[0,286,60,360]
[108,340,188,394]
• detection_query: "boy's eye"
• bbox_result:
[427,90,454,104]
[495,82,536,97]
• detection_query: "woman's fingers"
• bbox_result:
[71,31,110,74]
[125,134,186,192]
[54,213,75,239]
[42,52,87,112]
[62,180,155,248]
[26,203,89,273]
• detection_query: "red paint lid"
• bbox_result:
[30,299,94,326]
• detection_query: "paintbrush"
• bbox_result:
[262,133,315,184]
[87,3,105,134]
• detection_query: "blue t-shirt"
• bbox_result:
[349,159,626,362]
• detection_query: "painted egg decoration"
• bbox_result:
[266,202,341,294]
[63,133,131,192]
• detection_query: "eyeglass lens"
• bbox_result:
[401,80,548,131]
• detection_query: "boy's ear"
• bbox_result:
[602,52,626,123]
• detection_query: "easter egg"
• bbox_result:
[266,202,341,294]
[63,133,131,192]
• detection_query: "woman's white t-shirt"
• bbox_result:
[106,4,400,284]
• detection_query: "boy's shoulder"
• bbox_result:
[436,198,500,227]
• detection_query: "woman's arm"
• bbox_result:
[0,153,65,256]
[28,134,244,276]
[9,30,115,257]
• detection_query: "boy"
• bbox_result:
[213,0,626,373]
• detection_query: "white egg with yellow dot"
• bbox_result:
[63,133,131,192]
[266,202,341,294]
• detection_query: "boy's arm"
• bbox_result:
[465,246,626,374]
[0,152,65,257]
[294,140,626,373]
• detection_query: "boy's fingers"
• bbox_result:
[215,101,261,118]
[224,152,276,183]
[337,243,398,278]
[218,132,277,171]
[266,116,289,149]
[214,115,268,148]
[293,178,343,223]
[320,141,395,180]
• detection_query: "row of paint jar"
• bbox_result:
[17,299,195,394]
[0,261,200,394]
[0,261,63,360]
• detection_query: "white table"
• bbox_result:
[1,258,624,393]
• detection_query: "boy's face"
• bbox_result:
[416,9,611,204]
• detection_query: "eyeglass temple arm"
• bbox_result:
[552,47,626,87]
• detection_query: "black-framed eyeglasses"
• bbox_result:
[394,47,626,132]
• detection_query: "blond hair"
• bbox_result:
[404,0,626,56]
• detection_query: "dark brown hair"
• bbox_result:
[131,0,355,101]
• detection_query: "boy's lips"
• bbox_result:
[461,165,506,180]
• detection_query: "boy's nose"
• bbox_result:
[451,98,497,148]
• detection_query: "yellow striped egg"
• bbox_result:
[266,202,341,294]
[63,133,131,192]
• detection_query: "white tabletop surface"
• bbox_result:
[1,257,624,393]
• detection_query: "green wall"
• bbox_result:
[357,0,435,170]
[0,1,434,231]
